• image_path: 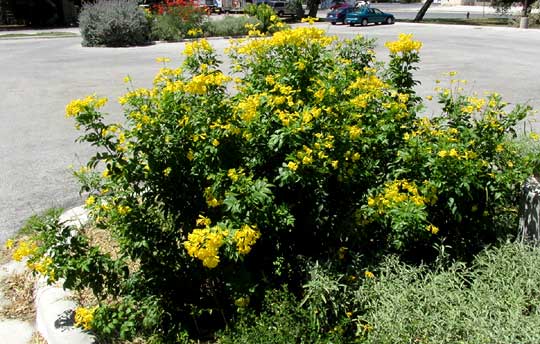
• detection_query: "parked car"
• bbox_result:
[345,7,395,26]
[326,5,355,25]
[329,1,349,10]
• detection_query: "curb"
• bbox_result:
[35,206,95,344]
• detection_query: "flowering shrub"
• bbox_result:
[150,0,207,41]
[33,27,536,341]
[243,3,286,34]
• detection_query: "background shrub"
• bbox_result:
[79,0,150,47]
[202,16,259,37]
[150,0,206,41]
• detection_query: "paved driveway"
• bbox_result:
[0,23,539,243]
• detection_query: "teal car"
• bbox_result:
[345,7,395,26]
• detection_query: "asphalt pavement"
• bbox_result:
[0,9,539,244]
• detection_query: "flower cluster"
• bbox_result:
[367,179,434,214]
[234,224,261,255]
[184,224,229,268]
[183,38,213,57]
[74,306,98,331]
[11,240,38,261]
[65,95,107,118]
[385,33,422,55]
[184,71,231,94]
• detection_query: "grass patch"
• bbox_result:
[399,17,510,26]
[19,208,64,236]
[0,32,78,39]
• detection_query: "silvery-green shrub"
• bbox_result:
[79,0,150,47]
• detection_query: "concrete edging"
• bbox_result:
[34,206,95,344]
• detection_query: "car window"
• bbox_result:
[373,8,382,14]
[368,8,374,14]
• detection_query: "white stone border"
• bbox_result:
[35,206,95,344]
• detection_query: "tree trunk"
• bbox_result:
[307,0,320,18]
[414,0,434,22]
[522,0,530,16]
[518,176,540,245]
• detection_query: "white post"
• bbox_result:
[519,176,540,245]
[520,16,529,28]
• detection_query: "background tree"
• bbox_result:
[491,0,536,14]
[414,0,433,22]
[306,0,320,18]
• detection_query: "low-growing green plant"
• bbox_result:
[27,25,537,342]
[79,0,150,47]
[18,207,64,236]
[218,288,348,344]
[355,243,540,344]
[202,16,259,37]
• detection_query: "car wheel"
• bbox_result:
[278,10,284,16]
[331,21,336,25]
[349,22,355,27]
[361,18,368,26]
[386,17,394,24]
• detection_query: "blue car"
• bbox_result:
[326,5,355,25]
[345,7,395,26]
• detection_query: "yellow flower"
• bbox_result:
[302,155,313,165]
[301,16,318,24]
[155,57,171,63]
[196,215,211,227]
[438,150,448,158]
[123,75,132,83]
[385,33,422,54]
[426,224,439,235]
[426,95,433,101]
[212,139,220,147]
[12,240,38,261]
[234,224,261,255]
[235,296,250,308]
[65,95,107,118]
[187,28,203,37]
[74,306,98,331]
[184,226,229,268]
[364,271,374,279]
[288,161,298,171]
[5,239,14,250]
[85,195,96,207]
[207,197,221,208]
[338,246,347,260]
[183,39,213,57]
[331,160,339,169]
[117,205,131,215]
